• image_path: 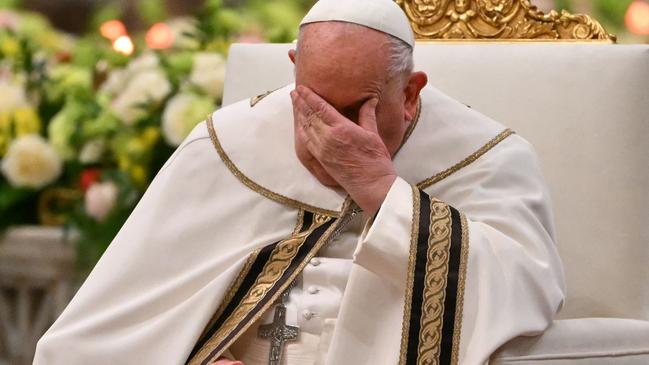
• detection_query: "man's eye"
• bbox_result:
[342,109,360,123]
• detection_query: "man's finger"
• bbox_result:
[291,91,326,150]
[296,86,342,126]
[292,93,329,134]
[358,98,379,134]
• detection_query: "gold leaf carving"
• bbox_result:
[396,0,616,42]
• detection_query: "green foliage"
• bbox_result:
[594,0,633,33]
[0,0,21,9]
[137,0,168,26]
[0,0,316,271]
[554,0,573,12]
[90,3,123,32]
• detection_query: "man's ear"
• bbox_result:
[403,71,428,121]
[288,49,296,65]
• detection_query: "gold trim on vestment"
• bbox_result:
[207,116,342,217]
[197,248,261,342]
[399,184,421,365]
[293,209,305,236]
[192,200,354,364]
[451,213,470,365]
[190,212,335,364]
[417,128,515,190]
[417,198,453,364]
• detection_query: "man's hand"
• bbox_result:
[291,86,396,216]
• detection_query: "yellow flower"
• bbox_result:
[141,127,160,147]
[117,155,131,172]
[130,165,147,187]
[0,37,20,58]
[12,108,41,136]
[0,113,12,156]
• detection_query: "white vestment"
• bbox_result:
[34,84,565,365]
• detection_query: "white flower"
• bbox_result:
[167,17,200,50]
[162,93,215,146]
[126,53,159,74]
[1,134,63,189]
[111,69,172,125]
[190,53,226,100]
[84,181,118,222]
[100,53,159,95]
[0,81,28,113]
[100,68,128,95]
[79,139,106,164]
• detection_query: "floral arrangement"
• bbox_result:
[0,0,309,270]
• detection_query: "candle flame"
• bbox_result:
[100,20,127,41]
[113,36,134,56]
[626,1,649,35]
[146,23,174,50]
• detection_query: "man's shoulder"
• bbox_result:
[179,84,293,149]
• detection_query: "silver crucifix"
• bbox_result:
[257,282,299,365]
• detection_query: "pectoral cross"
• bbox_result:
[258,283,299,365]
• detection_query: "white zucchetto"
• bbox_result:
[300,0,415,47]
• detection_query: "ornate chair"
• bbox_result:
[222,0,649,363]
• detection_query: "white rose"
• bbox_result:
[126,53,160,74]
[84,181,118,222]
[0,81,28,113]
[79,139,106,164]
[167,17,200,50]
[111,69,172,125]
[100,68,128,95]
[162,93,215,146]
[190,53,226,100]
[1,134,63,189]
[100,53,159,95]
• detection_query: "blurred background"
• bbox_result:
[0,0,647,363]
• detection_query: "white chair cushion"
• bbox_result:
[491,318,649,364]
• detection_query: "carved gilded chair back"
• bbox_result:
[396,0,616,42]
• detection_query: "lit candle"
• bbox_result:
[113,35,135,56]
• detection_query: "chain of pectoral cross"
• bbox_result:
[257,207,361,365]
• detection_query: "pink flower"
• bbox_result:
[0,11,19,31]
[84,181,118,222]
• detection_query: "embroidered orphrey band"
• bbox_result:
[400,188,469,365]
[186,201,354,365]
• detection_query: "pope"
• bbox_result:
[34,0,565,364]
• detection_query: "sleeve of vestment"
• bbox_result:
[353,138,565,365]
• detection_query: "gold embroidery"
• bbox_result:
[207,116,342,217]
[451,213,470,365]
[399,185,422,365]
[250,90,272,107]
[197,209,306,344]
[417,199,453,364]
[293,209,305,236]
[191,199,354,365]
[417,128,515,190]
[189,213,332,364]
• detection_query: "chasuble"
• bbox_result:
[34,84,565,365]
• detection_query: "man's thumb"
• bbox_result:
[358,98,379,133]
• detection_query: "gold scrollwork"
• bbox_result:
[396,0,615,42]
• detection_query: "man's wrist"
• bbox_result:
[354,174,397,217]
